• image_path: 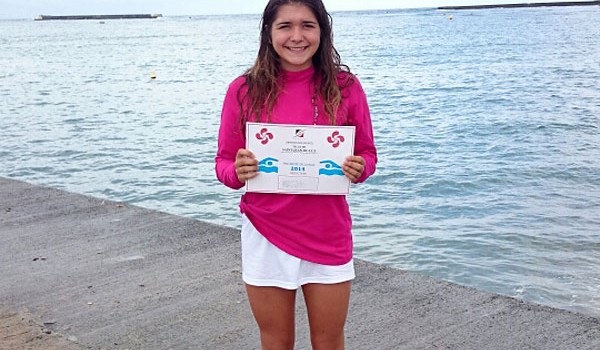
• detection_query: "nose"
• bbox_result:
[290,26,303,42]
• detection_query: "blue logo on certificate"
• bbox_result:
[319,160,344,176]
[258,157,279,173]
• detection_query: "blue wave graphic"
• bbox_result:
[258,157,279,173]
[319,160,344,176]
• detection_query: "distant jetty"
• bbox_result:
[34,14,162,21]
[439,1,600,10]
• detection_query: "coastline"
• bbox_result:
[1,176,599,349]
[439,1,600,10]
[34,14,162,21]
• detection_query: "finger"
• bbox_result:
[344,156,364,169]
[343,161,364,183]
[236,162,258,173]
[236,148,256,160]
[236,168,258,182]
[343,159,363,173]
[235,151,258,168]
[236,158,257,168]
[342,166,359,182]
[236,158,259,181]
[347,155,365,166]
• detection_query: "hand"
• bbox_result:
[343,155,365,183]
[235,149,259,183]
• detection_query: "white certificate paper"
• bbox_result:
[245,122,356,195]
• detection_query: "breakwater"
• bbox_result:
[34,14,162,21]
[439,1,600,10]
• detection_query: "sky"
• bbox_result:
[0,0,588,19]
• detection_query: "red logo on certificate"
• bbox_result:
[256,128,274,145]
[327,131,345,148]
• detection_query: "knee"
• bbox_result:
[260,333,295,350]
[310,333,344,350]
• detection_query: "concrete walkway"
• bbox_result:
[1,176,599,349]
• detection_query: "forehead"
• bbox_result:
[273,3,318,23]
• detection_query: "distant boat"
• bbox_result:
[34,14,162,21]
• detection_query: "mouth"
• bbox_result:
[285,46,308,52]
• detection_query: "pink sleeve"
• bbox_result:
[347,77,377,183]
[215,78,246,190]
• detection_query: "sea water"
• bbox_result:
[1,6,599,316]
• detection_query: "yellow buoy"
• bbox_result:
[150,70,157,79]
[448,15,454,20]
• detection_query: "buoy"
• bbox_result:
[448,15,454,20]
[150,70,157,80]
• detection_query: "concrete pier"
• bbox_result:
[1,176,599,349]
[34,14,162,21]
[438,1,600,10]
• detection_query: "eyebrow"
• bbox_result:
[275,19,318,26]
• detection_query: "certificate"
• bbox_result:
[245,122,356,195]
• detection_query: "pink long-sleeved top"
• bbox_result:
[215,66,377,265]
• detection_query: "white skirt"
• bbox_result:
[241,215,355,290]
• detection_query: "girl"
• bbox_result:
[215,1,377,349]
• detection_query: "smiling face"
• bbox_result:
[270,3,321,72]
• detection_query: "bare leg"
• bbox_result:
[302,281,351,350]
[245,284,297,350]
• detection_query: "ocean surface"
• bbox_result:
[1,6,599,317]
